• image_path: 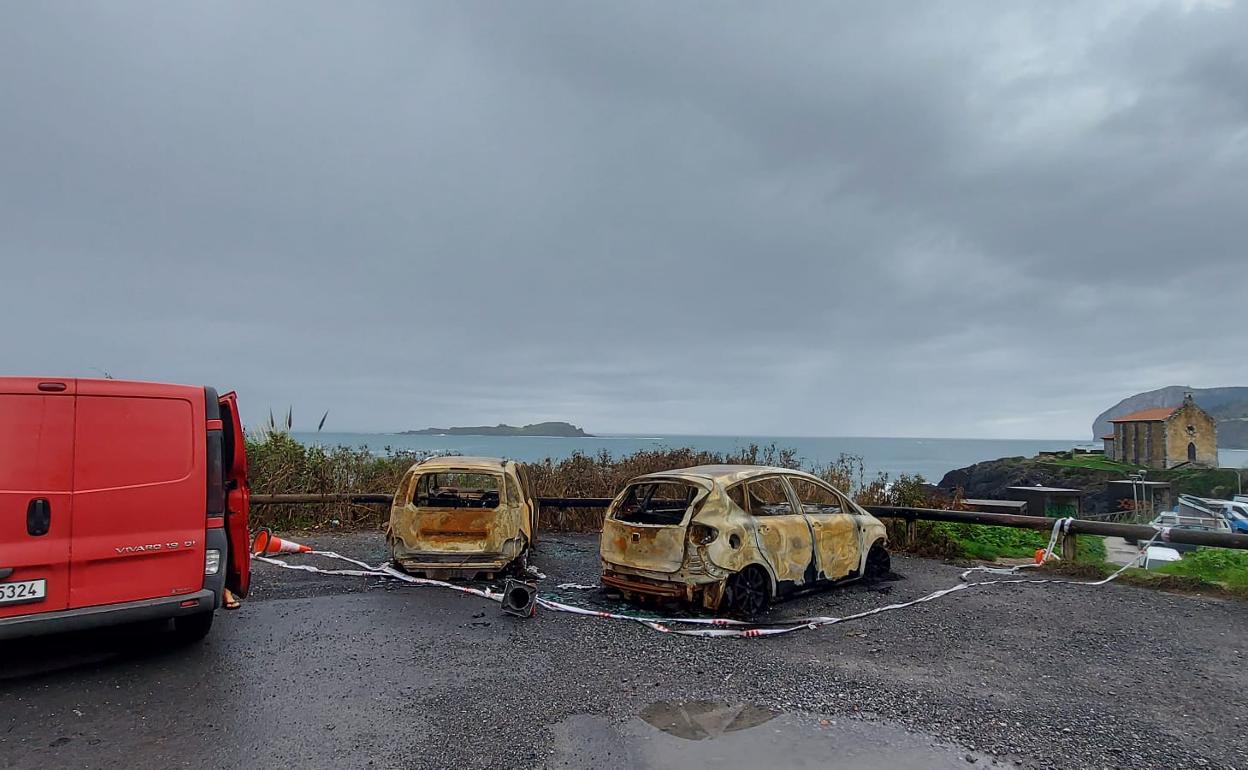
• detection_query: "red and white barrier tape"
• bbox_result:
[252,521,1162,639]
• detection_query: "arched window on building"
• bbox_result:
[1187,442,1197,463]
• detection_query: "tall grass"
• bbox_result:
[246,433,427,529]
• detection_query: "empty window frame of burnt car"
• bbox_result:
[413,471,502,509]
[612,481,701,526]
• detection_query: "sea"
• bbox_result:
[288,433,1248,484]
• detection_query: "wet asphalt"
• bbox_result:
[1,532,1246,770]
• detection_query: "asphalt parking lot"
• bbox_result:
[2,532,1246,770]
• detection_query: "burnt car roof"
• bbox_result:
[409,456,510,472]
[634,464,816,486]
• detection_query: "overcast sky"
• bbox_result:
[2,2,1245,438]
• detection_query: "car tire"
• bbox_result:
[171,610,214,644]
[864,543,891,578]
[727,565,772,618]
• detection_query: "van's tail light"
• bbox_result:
[205,549,222,575]
[206,430,225,517]
[688,523,718,545]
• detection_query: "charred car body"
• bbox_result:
[600,465,889,616]
[387,456,538,579]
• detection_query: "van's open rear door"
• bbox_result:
[218,392,251,598]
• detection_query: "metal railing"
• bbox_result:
[864,505,1248,558]
[248,494,1248,556]
[250,493,615,508]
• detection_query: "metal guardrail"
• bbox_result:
[250,493,615,508]
[252,493,392,505]
[248,495,1248,556]
[865,505,1248,558]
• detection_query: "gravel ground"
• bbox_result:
[3,532,1246,769]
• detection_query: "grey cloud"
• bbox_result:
[1,1,1245,437]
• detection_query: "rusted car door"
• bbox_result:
[514,463,538,544]
[502,465,531,545]
[744,476,815,586]
[601,479,706,574]
[788,476,861,580]
[406,470,504,551]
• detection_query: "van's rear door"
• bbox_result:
[0,378,75,618]
[218,391,251,597]
[70,380,206,608]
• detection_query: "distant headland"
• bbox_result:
[400,421,592,438]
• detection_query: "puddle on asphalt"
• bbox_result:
[637,699,778,740]
[549,700,1014,769]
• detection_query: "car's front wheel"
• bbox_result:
[864,542,891,578]
[726,565,772,618]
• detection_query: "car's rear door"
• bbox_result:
[218,391,251,597]
[788,476,861,580]
[70,380,205,608]
[0,378,75,618]
[601,479,706,573]
[744,476,815,587]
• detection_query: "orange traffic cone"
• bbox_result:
[252,529,313,555]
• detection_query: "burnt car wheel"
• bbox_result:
[864,543,891,578]
[727,565,772,618]
[507,547,531,578]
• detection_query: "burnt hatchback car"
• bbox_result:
[387,456,538,579]
[600,465,889,616]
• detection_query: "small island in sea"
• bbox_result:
[400,421,592,438]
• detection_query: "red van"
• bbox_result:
[0,377,251,642]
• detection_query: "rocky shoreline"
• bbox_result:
[937,452,1243,516]
[938,456,1119,515]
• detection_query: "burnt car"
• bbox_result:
[600,465,889,616]
[387,456,538,579]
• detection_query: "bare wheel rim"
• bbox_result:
[732,568,770,616]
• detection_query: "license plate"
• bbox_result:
[0,579,47,606]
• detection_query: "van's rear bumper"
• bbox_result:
[0,590,216,641]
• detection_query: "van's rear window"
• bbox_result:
[413,472,502,509]
[613,481,699,526]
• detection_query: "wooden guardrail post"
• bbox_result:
[905,519,919,548]
[1061,529,1078,561]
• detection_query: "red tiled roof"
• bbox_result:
[1109,406,1178,423]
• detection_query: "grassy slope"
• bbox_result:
[1154,549,1248,589]
[1042,456,1140,473]
[1042,455,1244,497]
[934,523,1106,563]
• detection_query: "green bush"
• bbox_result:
[929,523,1105,563]
[1156,548,1248,588]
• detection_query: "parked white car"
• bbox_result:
[1142,546,1182,570]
